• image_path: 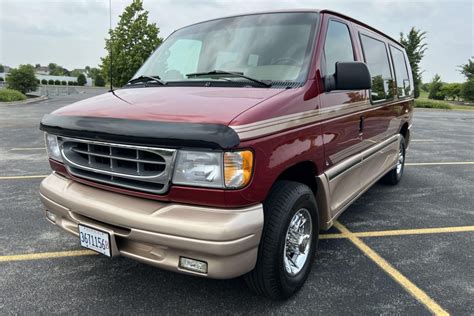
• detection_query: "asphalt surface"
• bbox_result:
[0,92,473,314]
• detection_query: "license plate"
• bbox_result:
[79,225,111,257]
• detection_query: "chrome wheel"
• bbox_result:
[396,142,404,175]
[284,208,312,276]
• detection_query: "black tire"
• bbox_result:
[244,180,319,300]
[381,136,406,185]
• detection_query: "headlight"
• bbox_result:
[173,151,223,188]
[172,150,253,189]
[44,133,63,162]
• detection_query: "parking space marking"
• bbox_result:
[9,147,46,151]
[0,250,96,263]
[334,221,449,316]
[320,225,474,239]
[0,175,47,180]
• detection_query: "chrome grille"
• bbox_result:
[59,137,176,194]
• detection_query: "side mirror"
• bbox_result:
[325,62,372,92]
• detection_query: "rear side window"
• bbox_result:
[360,34,393,101]
[323,20,354,76]
[390,46,412,97]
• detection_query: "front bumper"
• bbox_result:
[39,173,263,279]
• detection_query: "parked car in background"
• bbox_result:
[39,9,413,299]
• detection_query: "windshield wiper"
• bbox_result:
[186,70,272,87]
[126,75,166,86]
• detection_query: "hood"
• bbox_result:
[53,86,285,126]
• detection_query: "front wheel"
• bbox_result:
[244,181,319,300]
[381,136,406,185]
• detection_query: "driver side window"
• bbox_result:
[323,20,355,76]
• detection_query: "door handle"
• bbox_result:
[359,115,365,133]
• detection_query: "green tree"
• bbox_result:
[100,0,163,87]
[0,64,4,72]
[428,74,444,100]
[441,83,462,101]
[420,82,430,92]
[459,58,474,80]
[77,73,87,86]
[6,64,38,94]
[400,28,427,98]
[94,74,106,87]
[461,79,474,101]
[70,69,83,77]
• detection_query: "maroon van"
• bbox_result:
[39,9,413,299]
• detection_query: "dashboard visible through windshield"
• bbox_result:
[131,12,319,87]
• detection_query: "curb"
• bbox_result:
[0,95,48,106]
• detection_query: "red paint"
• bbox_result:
[46,11,413,208]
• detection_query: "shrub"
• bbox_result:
[6,64,38,94]
[0,77,4,82]
[414,99,452,110]
[54,80,60,85]
[94,74,106,87]
[428,74,445,100]
[41,79,47,84]
[77,73,87,86]
[68,81,74,86]
[0,88,27,102]
[461,79,474,101]
[48,79,54,85]
[61,80,67,85]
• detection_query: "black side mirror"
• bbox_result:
[325,62,372,92]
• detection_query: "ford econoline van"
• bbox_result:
[40,9,413,299]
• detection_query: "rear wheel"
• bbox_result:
[381,136,406,185]
[244,181,319,300]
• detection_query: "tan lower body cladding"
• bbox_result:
[317,134,401,229]
[39,173,264,279]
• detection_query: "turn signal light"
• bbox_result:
[224,150,253,189]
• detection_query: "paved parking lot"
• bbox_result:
[1,93,473,314]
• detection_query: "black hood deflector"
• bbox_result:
[40,115,240,150]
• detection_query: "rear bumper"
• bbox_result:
[39,173,263,279]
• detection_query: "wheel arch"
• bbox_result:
[270,160,331,230]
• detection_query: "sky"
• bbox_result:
[0,0,472,83]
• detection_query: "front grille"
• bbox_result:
[59,137,176,194]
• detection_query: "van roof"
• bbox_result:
[178,9,403,48]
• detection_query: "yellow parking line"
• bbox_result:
[0,175,48,180]
[406,162,474,166]
[320,225,474,239]
[10,147,46,151]
[0,250,97,263]
[334,221,449,316]
[354,226,474,237]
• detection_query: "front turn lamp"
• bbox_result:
[44,133,63,162]
[224,150,253,189]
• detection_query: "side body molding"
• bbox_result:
[317,134,401,229]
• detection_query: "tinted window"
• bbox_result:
[390,46,412,97]
[360,34,393,101]
[324,21,354,76]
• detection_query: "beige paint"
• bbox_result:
[40,173,263,279]
[230,99,411,140]
[318,134,401,229]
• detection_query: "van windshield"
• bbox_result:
[132,12,319,87]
